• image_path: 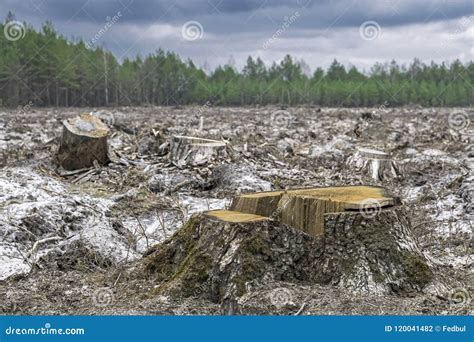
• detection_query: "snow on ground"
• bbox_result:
[0,166,229,279]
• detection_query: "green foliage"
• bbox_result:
[0,17,472,107]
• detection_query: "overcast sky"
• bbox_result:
[1,0,473,72]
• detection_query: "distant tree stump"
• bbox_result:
[169,135,228,168]
[347,147,400,182]
[57,114,109,170]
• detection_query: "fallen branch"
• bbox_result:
[27,236,62,263]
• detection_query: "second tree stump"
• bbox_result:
[347,147,400,182]
[169,135,228,168]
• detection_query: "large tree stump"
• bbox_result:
[142,186,432,301]
[169,135,228,168]
[347,147,400,182]
[230,186,397,236]
[57,114,109,170]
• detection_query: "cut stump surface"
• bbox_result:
[230,185,397,236]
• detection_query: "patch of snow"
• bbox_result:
[120,195,229,254]
[423,149,446,157]
[179,195,230,215]
[0,167,139,280]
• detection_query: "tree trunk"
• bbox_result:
[141,206,433,303]
[57,113,109,170]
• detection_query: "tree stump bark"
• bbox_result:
[57,114,109,170]
[169,135,228,168]
[142,212,321,302]
[141,200,432,302]
[347,147,400,182]
[321,208,432,294]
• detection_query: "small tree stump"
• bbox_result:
[347,147,400,182]
[57,113,109,170]
[169,135,228,168]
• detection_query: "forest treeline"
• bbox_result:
[1,17,473,108]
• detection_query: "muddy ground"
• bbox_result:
[0,106,472,315]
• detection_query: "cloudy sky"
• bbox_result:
[2,0,473,72]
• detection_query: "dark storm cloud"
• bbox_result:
[3,0,472,29]
[1,0,472,70]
